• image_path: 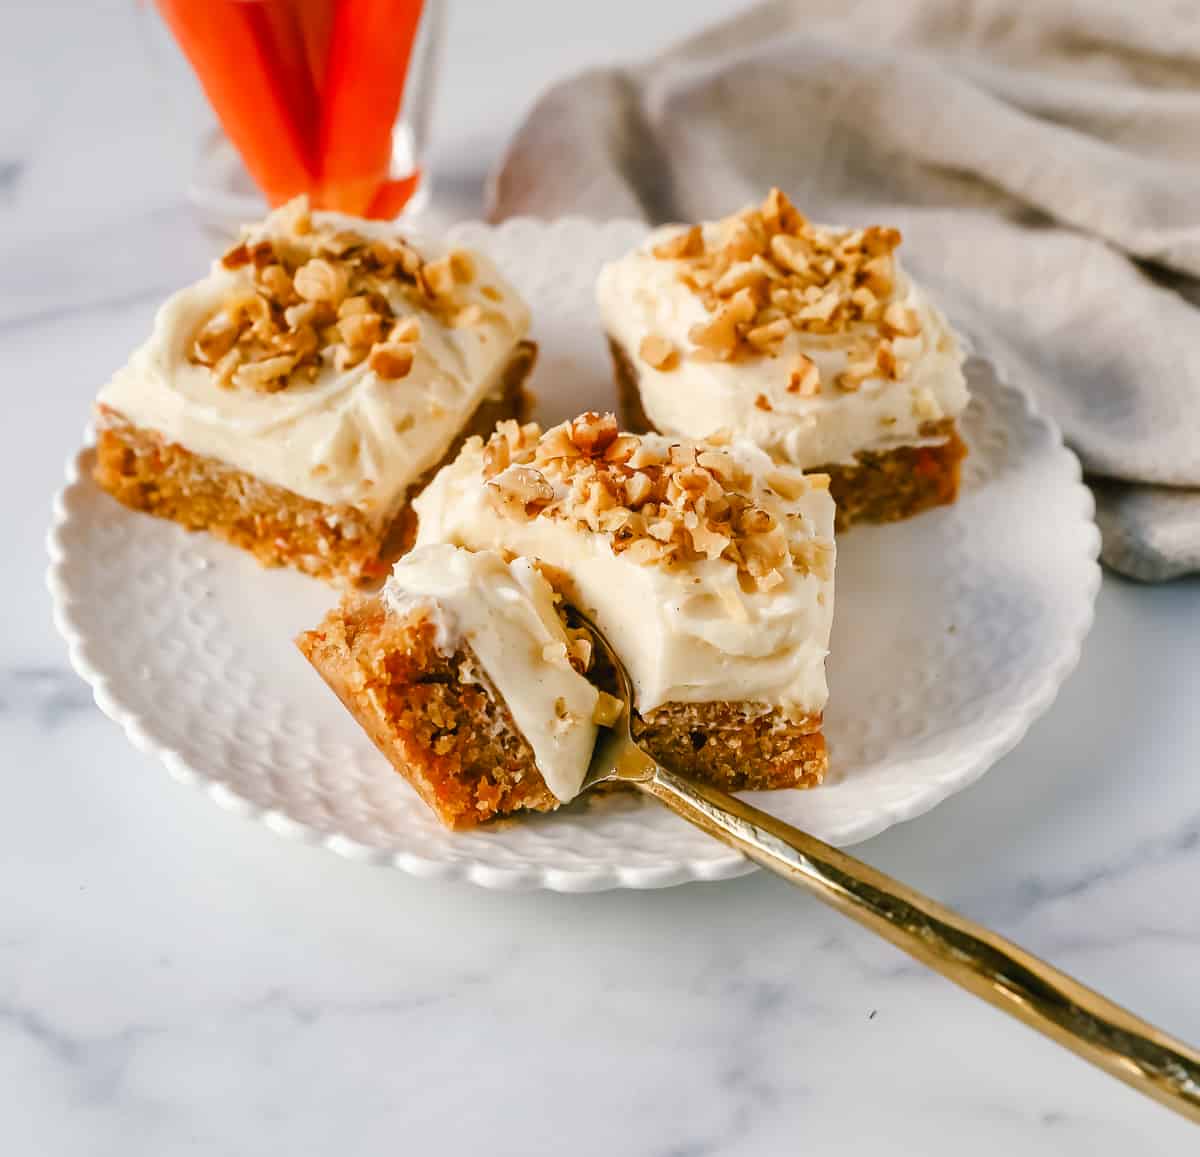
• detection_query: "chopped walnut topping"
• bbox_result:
[650,188,919,384]
[390,316,421,344]
[193,311,240,364]
[569,411,619,457]
[453,303,483,329]
[652,224,704,260]
[193,198,487,392]
[369,343,416,381]
[592,691,624,727]
[882,301,920,338]
[448,250,476,283]
[790,538,835,583]
[476,412,827,589]
[232,354,298,393]
[293,258,348,305]
[835,339,887,393]
[422,255,457,298]
[566,630,593,672]
[639,334,679,371]
[875,340,907,381]
[338,311,385,349]
[787,354,820,396]
[485,463,556,518]
[689,287,757,359]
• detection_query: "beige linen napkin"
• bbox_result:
[489,0,1200,580]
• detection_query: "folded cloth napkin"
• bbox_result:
[489,0,1200,581]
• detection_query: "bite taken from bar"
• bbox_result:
[93,198,535,585]
[597,189,969,530]
[297,543,610,829]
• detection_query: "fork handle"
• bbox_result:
[636,765,1200,1124]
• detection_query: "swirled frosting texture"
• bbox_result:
[98,207,530,515]
[597,213,968,469]
[414,424,835,717]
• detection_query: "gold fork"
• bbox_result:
[575,610,1200,1124]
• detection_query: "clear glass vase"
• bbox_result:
[146,0,443,233]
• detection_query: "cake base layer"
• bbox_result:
[634,701,826,790]
[608,336,965,531]
[297,595,559,830]
[93,341,536,585]
[611,336,658,436]
[822,421,966,531]
[300,593,828,830]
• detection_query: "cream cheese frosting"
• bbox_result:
[382,544,599,803]
[97,206,530,516]
[596,220,969,469]
[413,425,835,717]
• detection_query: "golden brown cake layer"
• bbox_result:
[822,420,966,531]
[300,588,827,830]
[610,336,657,437]
[93,341,536,584]
[297,594,559,830]
[635,701,826,790]
[577,629,827,793]
[608,335,964,531]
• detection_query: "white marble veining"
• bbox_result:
[3,2,1200,1153]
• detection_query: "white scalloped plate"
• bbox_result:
[47,217,1100,891]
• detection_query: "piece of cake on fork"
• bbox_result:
[410,412,836,806]
[597,189,969,530]
[93,198,535,584]
[297,543,609,829]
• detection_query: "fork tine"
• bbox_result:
[567,607,656,789]
[568,606,635,708]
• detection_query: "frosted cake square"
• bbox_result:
[403,412,836,812]
[93,199,535,584]
[597,189,968,530]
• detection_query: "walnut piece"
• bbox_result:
[485,463,556,519]
[639,334,679,371]
[652,225,703,260]
[787,354,820,396]
[368,343,415,381]
[293,258,348,305]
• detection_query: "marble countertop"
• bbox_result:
[3,3,1199,1153]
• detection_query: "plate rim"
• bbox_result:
[45,215,1102,893]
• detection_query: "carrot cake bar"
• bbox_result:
[410,411,836,799]
[297,543,609,829]
[93,198,535,584]
[597,189,969,530]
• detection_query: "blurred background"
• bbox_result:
[0,0,752,236]
[0,0,753,327]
